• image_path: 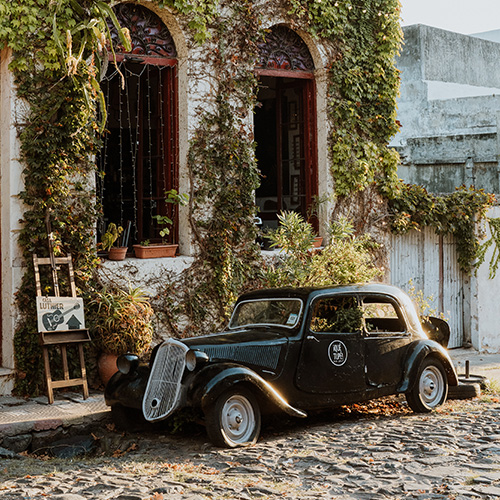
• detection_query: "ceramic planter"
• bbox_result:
[133,244,178,259]
[108,246,128,261]
[312,236,323,248]
[98,352,118,385]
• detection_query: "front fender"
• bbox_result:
[104,364,150,410]
[190,363,307,418]
[397,340,458,393]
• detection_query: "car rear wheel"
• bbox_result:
[406,357,448,413]
[205,388,261,448]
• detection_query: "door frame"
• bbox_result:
[255,68,318,229]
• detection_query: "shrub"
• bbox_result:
[262,212,381,287]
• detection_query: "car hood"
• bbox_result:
[182,328,289,372]
[183,327,289,346]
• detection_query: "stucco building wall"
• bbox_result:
[393,25,500,195]
[0,2,342,393]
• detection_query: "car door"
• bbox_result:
[362,295,412,387]
[296,294,365,394]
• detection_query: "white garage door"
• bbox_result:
[390,228,468,348]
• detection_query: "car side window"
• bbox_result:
[310,296,363,333]
[362,297,405,333]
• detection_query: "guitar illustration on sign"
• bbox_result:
[42,303,81,331]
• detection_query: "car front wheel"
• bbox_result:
[406,357,448,413]
[205,388,261,448]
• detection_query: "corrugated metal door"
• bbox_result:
[390,228,467,348]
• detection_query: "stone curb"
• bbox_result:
[0,394,111,454]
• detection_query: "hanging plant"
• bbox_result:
[389,183,495,272]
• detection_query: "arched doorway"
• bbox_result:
[98,4,179,246]
[255,26,318,231]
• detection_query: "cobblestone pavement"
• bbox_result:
[1,396,500,500]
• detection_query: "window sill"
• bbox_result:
[101,254,194,266]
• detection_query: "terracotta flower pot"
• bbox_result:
[312,236,323,248]
[133,244,178,259]
[108,247,128,261]
[98,352,119,386]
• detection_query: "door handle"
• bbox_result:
[306,335,320,343]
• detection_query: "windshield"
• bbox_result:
[229,298,303,329]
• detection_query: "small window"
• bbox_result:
[363,298,404,333]
[310,296,363,333]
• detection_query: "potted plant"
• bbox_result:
[133,189,188,259]
[307,194,332,248]
[101,223,127,260]
[90,285,154,384]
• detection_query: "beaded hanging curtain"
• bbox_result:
[98,4,178,247]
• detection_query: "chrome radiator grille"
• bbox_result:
[142,339,187,422]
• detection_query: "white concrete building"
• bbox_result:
[391,24,500,352]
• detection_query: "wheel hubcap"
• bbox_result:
[227,408,243,430]
[221,394,255,444]
[420,365,444,407]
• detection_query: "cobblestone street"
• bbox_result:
[1,396,500,499]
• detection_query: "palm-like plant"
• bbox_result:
[90,285,153,356]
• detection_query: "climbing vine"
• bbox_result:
[283,0,493,274]
[0,0,230,393]
[166,0,265,335]
[0,0,218,394]
[477,217,500,279]
[153,0,404,334]
[287,0,402,197]
[0,1,107,394]
[389,183,495,272]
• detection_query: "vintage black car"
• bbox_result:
[105,284,458,447]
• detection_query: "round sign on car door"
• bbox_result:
[296,295,365,394]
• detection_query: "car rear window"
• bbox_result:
[229,298,303,329]
[362,297,405,333]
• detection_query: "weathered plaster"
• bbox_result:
[391,25,500,351]
[0,49,24,384]
[393,25,500,185]
[472,205,500,352]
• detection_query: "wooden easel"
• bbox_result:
[34,226,90,404]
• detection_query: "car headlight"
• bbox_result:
[117,353,140,375]
[185,349,209,371]
[185,350,197,371]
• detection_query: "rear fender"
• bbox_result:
[398,340,458,393]
[190,363,307,418]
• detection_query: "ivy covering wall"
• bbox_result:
[0,0,493,395]
[0,1,105,394]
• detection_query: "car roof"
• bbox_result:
[236,283,411,303]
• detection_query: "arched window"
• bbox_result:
[98,4,179,247]
[254,26,318,231]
